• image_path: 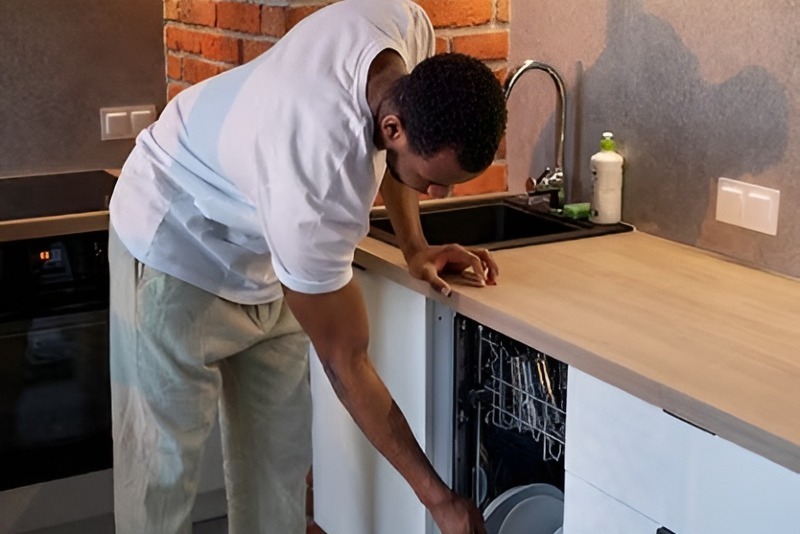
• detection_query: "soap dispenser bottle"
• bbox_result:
[589,131,624,224]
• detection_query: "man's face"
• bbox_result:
[385,146,478,199]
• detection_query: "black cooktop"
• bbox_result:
[0,170,118,222]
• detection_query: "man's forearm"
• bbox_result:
[379,169,427,261]
[283,282,450,509]
[322,347,449,508]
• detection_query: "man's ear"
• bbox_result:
[380,114,405,144]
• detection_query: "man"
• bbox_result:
[108,0,507,533]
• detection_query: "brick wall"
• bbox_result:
[163,0,510,197]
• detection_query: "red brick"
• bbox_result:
[495,135,506,160]
[164,0,180,21]
[415,0,493,28]
[242,38,273,63]
[494,67,507,85]
[261,6,288,38]
[201,32,240,63]
[496,0,510,23]
[286,5,326,32]
[452,163,507,196]
[217,2,261,34]
[168,82,188,101]
[451,30,508,60]
[165,26,203,55]
[183,56,228,85]
[180,0,216,26]
[435,36,449,54]
[166,53,182,80]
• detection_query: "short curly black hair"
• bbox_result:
[389,53,507,174]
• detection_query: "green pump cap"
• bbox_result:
[600,131,616,151]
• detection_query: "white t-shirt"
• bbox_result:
[109,0,434,304]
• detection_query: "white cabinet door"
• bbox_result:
[565,367,800,533]
[311,268,451,534]
[565,367,692,527]
[563,472,660,533]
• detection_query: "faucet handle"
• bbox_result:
[525,167,564,209]
[526,167,551,192]
[543,168,564,189]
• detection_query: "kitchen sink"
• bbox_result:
[368,196,632,251]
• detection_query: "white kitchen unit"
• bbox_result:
[310,267,454,534]
[563,472,660,532]
[565,367,800,533]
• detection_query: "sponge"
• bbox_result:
[563,202,591,220]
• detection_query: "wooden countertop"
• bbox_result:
[354,230,800,474]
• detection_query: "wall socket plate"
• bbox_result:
[99,104,156,140]
[715,177,780,235]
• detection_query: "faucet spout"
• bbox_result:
[504,60,567,207]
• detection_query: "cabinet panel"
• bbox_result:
[681,428,800,532]
[311,269,429,534]
[566,367,800,532]
[563,472,660,533]
[565,367,691,526]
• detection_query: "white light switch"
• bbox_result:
[716,177,780,235]
[715,180,744,227]
[100,104,157,141]
[130,108,156,134]
[103,111,130,139]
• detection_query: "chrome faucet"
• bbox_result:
[504,60,567,209]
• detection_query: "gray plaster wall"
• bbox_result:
[508,0,799,278]
[0,0,165,179]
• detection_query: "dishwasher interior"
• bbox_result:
[453,315,567,532]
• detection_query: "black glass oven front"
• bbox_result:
[0,230,111,491]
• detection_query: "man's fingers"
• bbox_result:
[469,248,499,282]
[459,271,487,287]
[421,264,452,296]
[462,248,498,284]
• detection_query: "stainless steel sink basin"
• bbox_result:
[368,196,632,251]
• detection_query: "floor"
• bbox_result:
[21,514,326,533]
[193,517,326,534]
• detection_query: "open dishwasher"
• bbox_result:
[453,315,567,534]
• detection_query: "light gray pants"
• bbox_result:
[109,226,311,534]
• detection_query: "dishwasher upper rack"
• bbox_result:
[475,325,567,462]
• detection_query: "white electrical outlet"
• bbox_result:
[715,177,780,235]
[100,105,157,140]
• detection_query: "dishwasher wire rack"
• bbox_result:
[476,326,567,462]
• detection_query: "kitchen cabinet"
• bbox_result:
[565,367,800,533]
[312,248,800,533]
[310,267,455,534]
[563,472,660,532]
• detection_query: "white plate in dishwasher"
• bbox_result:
[498,493,563,534]
[484,483,563,534]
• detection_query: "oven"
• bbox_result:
[0,170,117,533]
[453,314,568,534]
[0,229,111,489]
[0,170,229,533]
